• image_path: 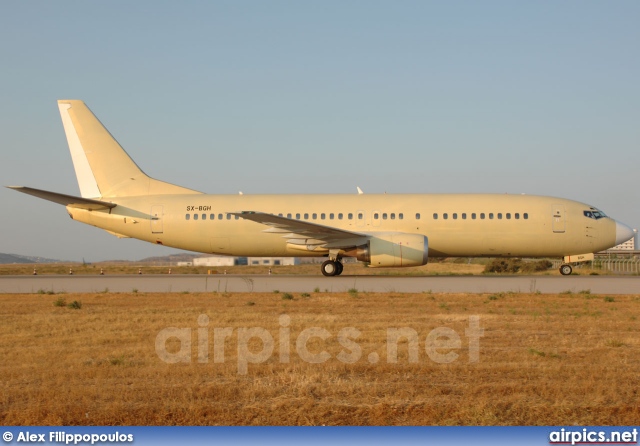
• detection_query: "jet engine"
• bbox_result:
[346,233,428,267]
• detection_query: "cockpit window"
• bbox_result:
[584,208,607,220]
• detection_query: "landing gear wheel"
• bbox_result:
[559,264,573,276]
[335,261,344,276]
[321,260,338,276]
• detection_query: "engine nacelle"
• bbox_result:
[349,233,428,268]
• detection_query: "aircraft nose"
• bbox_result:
[615,220,635,246]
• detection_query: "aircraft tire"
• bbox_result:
[559,264,573,276]
[335,261,344,276]
[321,260,338,276]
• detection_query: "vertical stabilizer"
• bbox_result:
[58,100,201,198]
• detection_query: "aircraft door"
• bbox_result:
[151,205,164,234]
[552,204,565,233]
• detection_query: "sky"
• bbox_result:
[1,1,638,262]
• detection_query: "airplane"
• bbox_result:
[8,100,635,276]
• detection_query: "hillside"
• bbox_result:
[0,253,61,264]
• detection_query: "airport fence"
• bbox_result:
[551,258,640,274]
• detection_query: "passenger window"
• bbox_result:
[202,214,206,220]
[185,214,191,220]
[312,213,317,220]
[497,213,502,219]
[416,213,421,220]
[433,213,438,220]
[358,213,363,220]
[321,213,325,220]
[480,213,485,219]
[382,213,387,220]
[374,213,379,219]
[489,213,494,219]
[506,213,511,219]
[348,213,353,220]
[453,213,457,220]
[330,213,334,220]
[296,213,301,219]
[304,213,309,219]
[218,214,223,220]
[287,213,292,219]
[194,214,199,221]
[399,213,403,220]
[472,213,476,219]
[210,214,215,220]
[390,213,395,220]
[524,213,529,219]
[235,215,239,220]
[338,213,343,220]
[227,214,231,220]
[515,213,520,219]
[443,213,448,220]
[462,213,467,219]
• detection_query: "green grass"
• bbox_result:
[67,300,82,310]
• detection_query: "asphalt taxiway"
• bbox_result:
[1,274,638,294]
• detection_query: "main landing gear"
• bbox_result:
[559,264,573,276]
[321,259,344,276]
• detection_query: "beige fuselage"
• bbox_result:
[67,193,616,260]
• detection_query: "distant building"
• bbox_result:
[297,257,327,264]
[297,256,357,264]
[247,257,299,266]
[183,256,299,267]
[193,256,240,267]
[610,229,638,251]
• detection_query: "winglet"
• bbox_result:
[357,187,364,195]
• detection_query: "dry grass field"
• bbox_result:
[1,290,638,426]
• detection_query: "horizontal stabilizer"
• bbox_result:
[6,186,117,210]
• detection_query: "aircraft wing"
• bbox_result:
[7,186,117,210]
[231,211,368,249]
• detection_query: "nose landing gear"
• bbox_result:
[559,254,595,276]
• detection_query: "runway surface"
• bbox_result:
[1,274,638,294]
